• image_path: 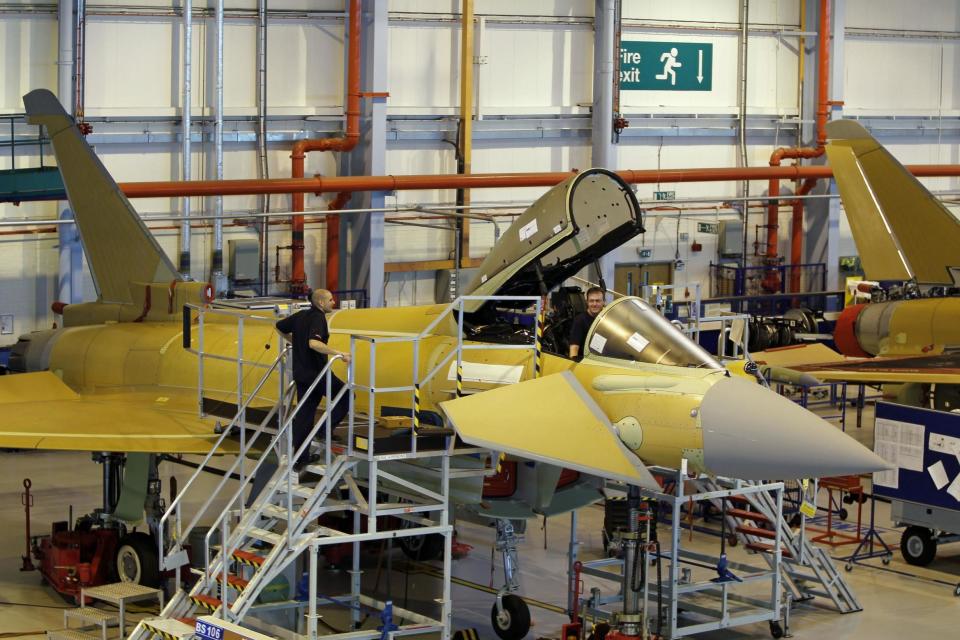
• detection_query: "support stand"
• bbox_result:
[843,493,893,571]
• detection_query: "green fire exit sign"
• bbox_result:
[620,41,713,91]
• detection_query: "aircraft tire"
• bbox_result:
[490,594,530,640]
[116,532,161,587]
[397,533,445,561]
[900,526,936,567]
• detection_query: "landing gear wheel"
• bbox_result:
[490,594,531,640]
[769,621,784,639]
[900,526,936,567]
[954,583,960,597]
[883,553,892,565]
[116,532,161,587]
[838,508,849,520]
[397,533,445,561]
[845,563,853,572]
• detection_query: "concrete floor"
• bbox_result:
[2,401,960,639]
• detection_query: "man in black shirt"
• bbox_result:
[568,286,606,361]
[276,288,351,471]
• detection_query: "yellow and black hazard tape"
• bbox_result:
[414,383,421,430]
[143,620,181,640]
[190,595,221,611]
[496,451,506,473]
[456,363,463,397]
[534,306,544,378]
[231,549,264,568]
[452,629,480,640]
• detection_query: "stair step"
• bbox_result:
[745,542,794,559]
[64,606,118,625]
[262,503,292,519]
[232,549,266,567]
[214,573,250,591]
[726,508,769,523]
[46,631,101,640]
[248,527,284,546]
[141,617,196,640]
[190,594,223,611]
[736,524,778,540]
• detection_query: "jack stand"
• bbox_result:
[20,479,35,571]
[378,600,399,640]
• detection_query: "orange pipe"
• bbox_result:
[790,176,820,291]
[116,164,960,199]
[290,0,362,294]
[765,0,830,292]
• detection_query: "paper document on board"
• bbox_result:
[928,460,950,490]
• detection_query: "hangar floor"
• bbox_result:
[1,404,957,639]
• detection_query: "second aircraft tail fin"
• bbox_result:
[826,120,960,285]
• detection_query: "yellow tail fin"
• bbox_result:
[826,120,960,285]
[23,89,180,304]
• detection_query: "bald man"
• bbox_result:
[276,289,351,472]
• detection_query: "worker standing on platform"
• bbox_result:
[568,286,606,361]
[276,288,351,471]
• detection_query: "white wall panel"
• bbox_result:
[479,26,593,114]
[844,38,960,116]
[847,0,960,31]
[0,16,57,113]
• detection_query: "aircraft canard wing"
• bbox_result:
[22,89,180,304]
[462,169,644,314]
[0,375,240,453]
[789,352,960,386]
[440,371,658,489]
[826,120,960,285]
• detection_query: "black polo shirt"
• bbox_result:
[276,306,329,383]
[568,311,597,360]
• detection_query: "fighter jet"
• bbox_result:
[4,91,886,627]
[753,120,960,410]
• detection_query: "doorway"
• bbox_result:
[614,262,673,297]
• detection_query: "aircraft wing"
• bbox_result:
[752,343,845,368]
[0,372,240,453]
[790,352,960,386]
[440,371,659,489]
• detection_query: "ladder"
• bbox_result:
[699,476,862,614]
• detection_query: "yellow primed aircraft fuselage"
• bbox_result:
[25,301,714,475]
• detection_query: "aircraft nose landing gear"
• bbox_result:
[490,519,531,640]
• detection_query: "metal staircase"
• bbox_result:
[127,296,535,639]
[700,476,862,614]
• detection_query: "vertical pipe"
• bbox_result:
[256,0,269,295]
[738,0,750,271]
[211,0,225,293]
[180,0,193,276]
[57,0,73,111]
[592,0,617,290]
[74,0,86,119]
[591,0,615,168]
[457,0,474,278]
[57,0,79,307]
[291,0,361,295]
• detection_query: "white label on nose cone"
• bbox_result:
[589,332,607,353]
[626,332,650,353]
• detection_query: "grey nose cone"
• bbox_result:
[700,376,890,480]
